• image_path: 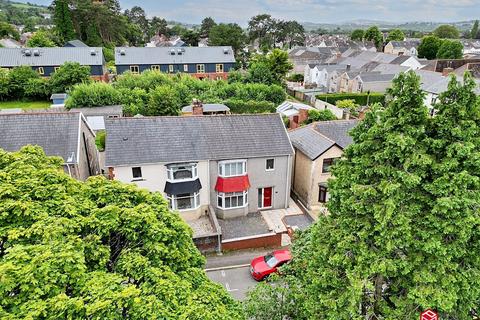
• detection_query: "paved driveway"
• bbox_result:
[206,266,258,300]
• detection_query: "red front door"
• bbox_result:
[263,187,272,208]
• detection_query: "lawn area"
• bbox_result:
[0,101,51,110]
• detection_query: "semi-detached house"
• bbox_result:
[105,114,294,221]
[114,46,236,80]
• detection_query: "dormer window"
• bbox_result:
[167,163,198,182]
[218,160,247,177]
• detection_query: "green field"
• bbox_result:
[0,100,51,110]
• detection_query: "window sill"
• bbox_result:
[217,204,248,210]
[131,178,145,182]
[266,169,275,172]
[175,205,201,212]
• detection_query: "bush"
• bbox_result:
[114,70,174,91]
[24,78,50,100]
[307,109,337,122]
[147,85,182,116]
[224,99,276,114]
[49,62,91,94]
[7,66,41,100]
[0,69,10,100]
[95,130,106,151]
[316,92,385,106]
[286,73,304,82]
[66,82,121,108]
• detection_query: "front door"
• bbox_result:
[259,187,273,209]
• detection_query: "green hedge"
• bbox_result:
[224,99,276,114]
[316,93,385,106]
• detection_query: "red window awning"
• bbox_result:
[215,175,250,193]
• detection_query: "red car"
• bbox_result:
[250,249,292,281]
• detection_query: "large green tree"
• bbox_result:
[0,146,243,319]
[0,21,20,40]
[364,25,383,50]
[418,35,443,60]
[52,0,76,42]
[471,20,479,39]
[200,17,216,38]
[350,29,364,41]
[208,23,247,55]
[436,39,463,59]
[434,24,460,39]
[386,28,405,42]
[26,30,56,47]
[246,71,480,319]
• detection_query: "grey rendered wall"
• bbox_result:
[209,155,292,219]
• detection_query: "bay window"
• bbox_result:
[218,160,247,177]
[217,191,248,209]
[167,163,198,181]
[167,192,200,211]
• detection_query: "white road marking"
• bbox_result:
[225,282,238,292]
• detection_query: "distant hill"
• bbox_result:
[0,0,48,11]
[302,19,476,32]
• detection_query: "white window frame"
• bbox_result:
[215,63,224,73]
[167,192,200,211]
[168,64,174,73]
[266,158,275,171]
[183,64,189,72]
[217,191,248,210]
[151,65,160,71]
[54,67,60,73]
[196,64,205,73]
[166,163,198,182]
[130,65,139,74]
[218,159,247,178]
[132,167,143,180]
[37,67,45,75]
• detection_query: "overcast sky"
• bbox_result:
[19,0,480,24]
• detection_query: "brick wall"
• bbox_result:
[222,233,282,251]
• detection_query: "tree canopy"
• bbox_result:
[49,62,92,94]
[350,29,364,41]
[245,71,480,319]
[364,25,383,50]
[436,39,463,59]
[418,35,443,60]
[0,146,243,319]
[26,30,56,47]
[208,23,247,55]
[386,28,405,42]
[470,20,479,39]
[433,24,460,39]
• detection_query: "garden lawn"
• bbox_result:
[0,101,50,110]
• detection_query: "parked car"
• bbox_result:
[250,249,292,281]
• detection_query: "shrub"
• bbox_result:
[316,92,385,106]
[307,109,337,122]
[49,62,91,94]
[117,87,149,116]
[95,130,106,151]
[66,82,121,108]
[24,78,50,100]
[224,99,276,114]
[147,85,182,116]
[0,69,9,100]
[114,70,174,91]
[8,66,41,100]
[286,73,304,82]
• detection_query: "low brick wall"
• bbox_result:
[194,235,219,253]
[221,233,282,251]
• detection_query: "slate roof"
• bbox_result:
[390,55,411,65]
[0,47,104,67]
[289,120,358,160]
[358,72,396,82]
[105,114,294,167]
[0,112,84,163]
[64,40,88,47]
[114,46,236,65]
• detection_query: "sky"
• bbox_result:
[17,0,480,24]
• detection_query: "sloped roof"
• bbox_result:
[181,104,230,113]
[358,73,396,82]
[64,40,88,47]
[289,120,358,160]
[0,47,104,67]
[114,46,236,65]
[0,112,84,163]
[105,114,294,166]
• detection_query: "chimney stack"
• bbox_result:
[298,108,309,124]
[442,67,454,77]
[192,98,204,115]
[290,115,299,129]
[346,64,351,71]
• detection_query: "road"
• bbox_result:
[206,265,258,300]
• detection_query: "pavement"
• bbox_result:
[205,247,276,269]
[206,266,258,300]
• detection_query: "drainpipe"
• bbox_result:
[285,154,291,208]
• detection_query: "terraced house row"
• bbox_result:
[0,46,236,80]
